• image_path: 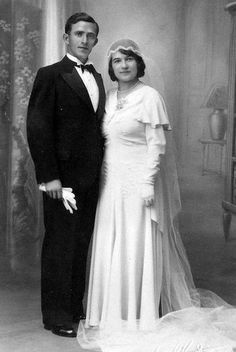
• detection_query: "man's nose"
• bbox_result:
[81,34,88,44]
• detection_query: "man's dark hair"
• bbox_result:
[108,49,146,82]
[65,12,99,35]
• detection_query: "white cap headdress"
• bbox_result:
[107,39,143,60]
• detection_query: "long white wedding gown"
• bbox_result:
[77,84,236,352]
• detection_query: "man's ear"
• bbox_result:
[94,37,98,46]
[63,33,69,44]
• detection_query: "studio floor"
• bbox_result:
[1,161,236,352]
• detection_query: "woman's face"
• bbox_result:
[111,51,138,83]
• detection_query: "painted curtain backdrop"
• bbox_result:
[0,2,11,257]
[0,0,82,276]
[10,3,42,274]
[0,0,43,276]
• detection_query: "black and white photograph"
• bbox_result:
[1,0,236,351]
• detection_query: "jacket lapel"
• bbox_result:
[93,71,106,119]
[62,69,94,111]
[59,56,105,117]
[60,56,94,112]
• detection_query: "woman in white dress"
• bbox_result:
[77,39,236,352]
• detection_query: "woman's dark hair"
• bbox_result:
[65,12,99,35]
[108,49,146,82]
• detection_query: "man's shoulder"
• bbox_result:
[38,60,62,74]
[34,60,66,83]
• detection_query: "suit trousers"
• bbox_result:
[41,179,99,326]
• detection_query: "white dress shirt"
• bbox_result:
[67,53,99,112]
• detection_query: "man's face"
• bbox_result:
[64,21,98,63]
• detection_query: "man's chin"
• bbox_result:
[77,52,89,62]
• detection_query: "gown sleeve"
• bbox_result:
[141,125,166,200]
[136,88,171,130]
[137,88,170,200]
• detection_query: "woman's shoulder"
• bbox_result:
[140,84,163,100]
[136,84,170,129]
[138,85,166,109]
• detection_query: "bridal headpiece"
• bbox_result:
[107,39,143,59]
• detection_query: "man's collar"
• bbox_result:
[66,53,93,66]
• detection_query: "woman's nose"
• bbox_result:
[121,60,128,68]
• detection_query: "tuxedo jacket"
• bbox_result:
[27,56,106,189]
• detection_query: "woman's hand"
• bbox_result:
[141,184,154,207]
[45,179,62,199]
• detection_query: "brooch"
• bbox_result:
[116,97,127,110]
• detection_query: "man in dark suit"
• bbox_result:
[27,12,105,338]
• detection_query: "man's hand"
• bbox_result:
[45,179,62,199]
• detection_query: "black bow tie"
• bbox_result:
[76,64,94,73]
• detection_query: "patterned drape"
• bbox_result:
[0,0,83,277]
[0,1,43,275]
[10,2,43,274]
[0,1,11,256]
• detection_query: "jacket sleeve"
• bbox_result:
[27,67,60,184]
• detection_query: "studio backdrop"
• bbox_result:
[0,0,85,276]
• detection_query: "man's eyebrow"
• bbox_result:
[73,30,96,35]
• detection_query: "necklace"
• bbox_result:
[116,80,141,110]
[118,80,140,94]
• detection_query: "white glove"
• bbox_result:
[141,184,154,207]
[39,185,77,214]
